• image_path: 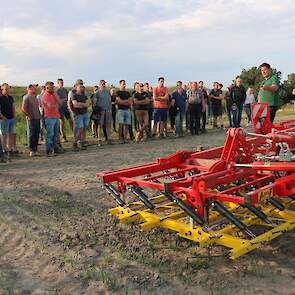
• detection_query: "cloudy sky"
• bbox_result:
[0,0,294,87]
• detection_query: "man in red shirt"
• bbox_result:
[42,81,62,156]
[153,77,169,138]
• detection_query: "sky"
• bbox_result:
[0,0,294,87]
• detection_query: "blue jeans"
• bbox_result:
[232,103,243,127]
[74,113,89,129]
[175,111,185,135]
[44,118,59,153]
[117,109,131,125]
[27,119,40,152]
[0,119,16,135]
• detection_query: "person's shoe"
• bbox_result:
[0,155,6,163]
[58,143,65,151]
[72,143,79,152]
[118,139,125,144]
[97,140,102,147]
[175,134,180,138]
[81,142,87,150]
[11,150,21,157]
[62,137,68,143]
[54,146,64,154]
[46,150,53,157]
[135,132,141,143]
[29,151,36,157]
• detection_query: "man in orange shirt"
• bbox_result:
[153,77,169,138]
[42,81,62,156]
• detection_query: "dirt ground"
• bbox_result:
[0,129,295,295]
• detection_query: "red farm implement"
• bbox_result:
[97,103,295,259]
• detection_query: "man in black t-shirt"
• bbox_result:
[133,82,149,142]
[116,80,132,144]
[71,84,89,150]
[143,82,153,137]
[229,77,246,127]
[198,81,208,133]
[209,82,223,129]
[0,83,16,157]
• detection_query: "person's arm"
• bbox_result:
[260,84,278,92]
[127,97,133,106]
[153,88,159,101]
[54,93,62,106]
[160,89,169,101]
[201,93,206,113]
[73,100,88,108]
[21,97,30,118]
[0,104,6,120]
[185,98,189,112]
[209,91,216,99]
[116,96,129,106]
[12,102,16,119]
[170,92,176,107]
[242,88,247,103]
[132,94,139,106]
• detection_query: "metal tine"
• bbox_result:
[213,201,256,239]
[163,191,205,225]
[103,184,126,207]
[129,186,155,210]
[242,204,275,226]
[269,197,285,211]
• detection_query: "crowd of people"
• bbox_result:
[0,62,281,162]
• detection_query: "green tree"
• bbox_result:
[280,73,295,102]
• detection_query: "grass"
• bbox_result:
[82,266,124,292]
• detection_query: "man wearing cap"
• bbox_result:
[71,83,90,150]
[68,79,84,150]
[92,80,112,146]
[42,81,62,156]
[258,63,280,123]
[0,83,16,158]
[22,84,41,156]
[56,78,72,142]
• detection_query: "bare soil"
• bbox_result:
[1,129,295,295]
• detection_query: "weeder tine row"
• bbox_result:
[103,184,126,207]
[163,192,205,225]
[242,204,273,224]
[129,186,155,210]
[269,197,285,211]
[213,201,255,238]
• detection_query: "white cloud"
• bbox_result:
[146,0,295,32]
[0,0,294,86]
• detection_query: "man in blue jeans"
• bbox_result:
[72,84,90,150]
[0,83,16,158]
[171,81,187,137]
[229,77,246,127]
[42,81,62,156]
